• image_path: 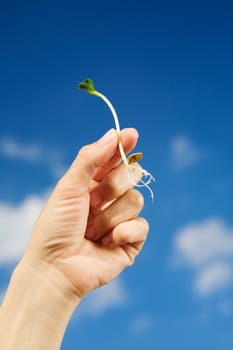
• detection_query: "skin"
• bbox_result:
[0,128,149,350]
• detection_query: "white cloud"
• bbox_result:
[174,218,233,267]
[0,137,67,179]
[170,136,202,170]
[194,262,232,296]
[130,314,154,335]
[0,138,41,162]
[0,194,46,264]
[173,218,233,296]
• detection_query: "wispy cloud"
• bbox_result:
[172,218,233,296]
[170,136,203,170]
[0,138,42,162]
[174,218,233,267]
[0,193,46,264]
[129,314,154,335]
[0,137,67,179]
[194,262,232,296]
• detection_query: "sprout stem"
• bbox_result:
[95,91,128,166]
[78,78,155,200]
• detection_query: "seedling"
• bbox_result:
[78,78,155,200]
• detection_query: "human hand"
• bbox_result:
[23,128,149,301]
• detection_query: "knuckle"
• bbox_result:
[102,164,127,199]
[127,258,135,267]
[78,140,101,160]
[77,145,96,174]
[97,210,112,233]
[104,177,121,199]
[139,217,150,235]
[78,144,92,158]
[125,249,136,266]
[128,189,144,209]
[55,176,74,195]
[116,230,128,245]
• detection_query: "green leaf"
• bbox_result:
[84,78,94,90]
[78,78,95,94]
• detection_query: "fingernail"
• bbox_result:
[98,129,116,147]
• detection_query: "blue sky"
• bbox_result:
[0,0,233,349]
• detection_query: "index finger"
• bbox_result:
[93,128,139,182]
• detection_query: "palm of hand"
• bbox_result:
[27,129,147,299]
[29,182,141,299]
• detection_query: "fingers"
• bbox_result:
[90,162,142,208]
[86,189,144,241]
[59,128,138,194]
[93,128,139,182]
[63,129,118,191]
[101,217,149,249]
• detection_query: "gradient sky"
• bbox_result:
[0,1,233,349]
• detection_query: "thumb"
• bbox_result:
[65,129,118,189]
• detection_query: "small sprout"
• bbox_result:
[127,152,143,164]
[78,79,96,94]
[78,78,155,200]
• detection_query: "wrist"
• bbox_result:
[18,250,81,306]
[0,252,80,350]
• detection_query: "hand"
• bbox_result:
[24,128,149,300]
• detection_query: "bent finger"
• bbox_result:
[86,189,144,241]
[93,128,139,182]
[101,217,149,249]
[90,162,142,208]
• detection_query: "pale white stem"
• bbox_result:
[93,89,155,201]
[96,92,128,166]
